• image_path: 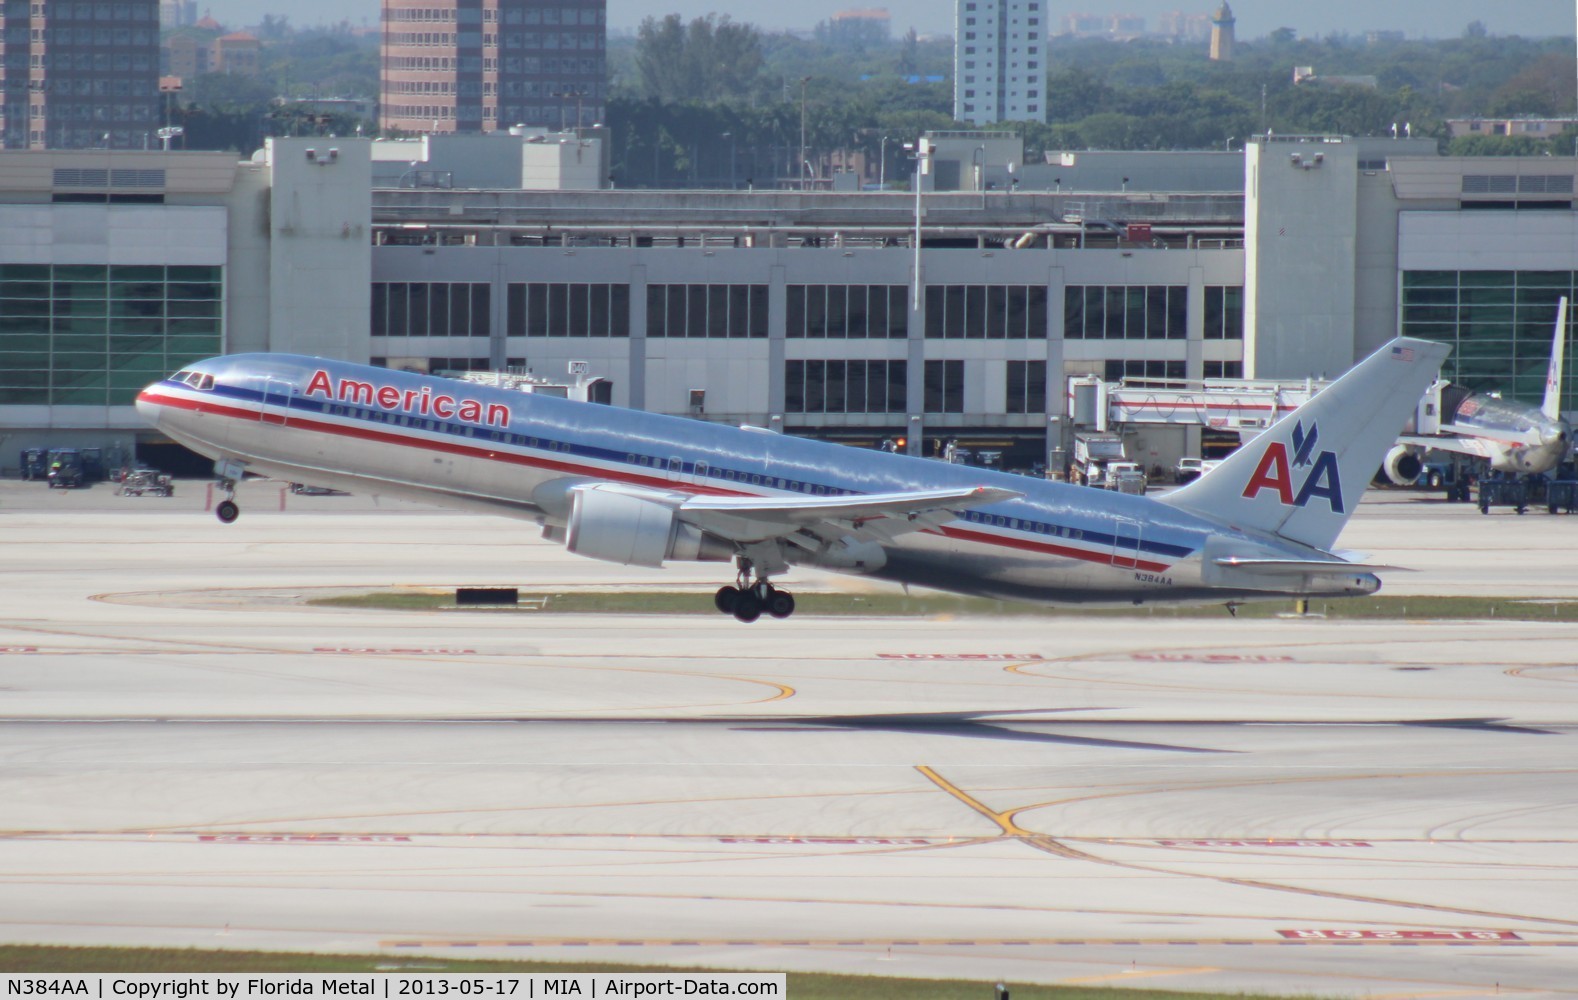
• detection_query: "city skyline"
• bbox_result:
[195,0,1574,40]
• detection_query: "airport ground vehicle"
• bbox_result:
[115,467,173,497]
[1073,433,1126,487]
[1174,457,1223,484]
[19,448,46,481]
[46,449,85,489]
[1105,462,1148,494]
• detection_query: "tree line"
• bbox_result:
[160,12,1576,170]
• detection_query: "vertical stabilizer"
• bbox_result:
[1542,297,1569,421]
[1159,337,1450,551]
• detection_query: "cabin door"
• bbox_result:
[260,377,292,426]
[1110,516,1143,570]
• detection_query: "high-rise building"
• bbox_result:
[954,0,1045,127]
[159,1,197,28]
[0,0,162,150]
[1210,2,1236,62]
[380,0,606,136]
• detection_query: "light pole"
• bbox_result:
[799,76,811,191]
[551,89,586,131]
[905,141,934,311]
[879,134,891,190]
[971,144,985,192]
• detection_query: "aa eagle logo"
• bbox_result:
[1240,420,1344,512]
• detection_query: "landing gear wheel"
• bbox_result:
[714,585,739,614]
[215,499,239,524]
[767,589,796,619]
[732,590,763,623]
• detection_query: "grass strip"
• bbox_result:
[310,590,1578,622]
[0,944,1316,1000]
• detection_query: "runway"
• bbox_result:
[2,479,1577,997]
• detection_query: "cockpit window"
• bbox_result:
[174,370,192,382]
[177,371,215,390]
[196,373,214,390]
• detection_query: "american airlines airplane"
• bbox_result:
[1383,297,1571,484]
[136,337,1448,622]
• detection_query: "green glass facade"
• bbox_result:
[0,264,222,406]
[1401,270,1578,412]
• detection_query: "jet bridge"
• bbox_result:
[1068,373,1461,482]
[1067,374,1326,435]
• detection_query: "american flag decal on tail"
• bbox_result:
[1391,345,1415,362]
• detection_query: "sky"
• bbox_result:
[201,0,1575,39]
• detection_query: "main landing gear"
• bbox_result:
[713,560,795,623]
[215,478,239,523]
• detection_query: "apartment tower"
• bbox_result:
[954,0,1045,126]
[381,0,607,135]
[0,0,162,149]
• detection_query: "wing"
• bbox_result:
[1398,434,1497,461]
[675,485,1024,545]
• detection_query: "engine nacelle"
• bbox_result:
[566,486,731,567]
[1382,444,1423,486]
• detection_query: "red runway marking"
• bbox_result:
[1158,839,1372,848]
[1278,929,1521,941]
[877,653,1045,661]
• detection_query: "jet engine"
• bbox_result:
[1382,444,1423,486]
[566,485,731,567]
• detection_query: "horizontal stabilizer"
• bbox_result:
[1212,556,1410,575]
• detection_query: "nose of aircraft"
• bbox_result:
[134,383,162,426]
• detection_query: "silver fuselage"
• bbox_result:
[136,354,1380,607]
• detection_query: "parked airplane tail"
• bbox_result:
[1160,337,1451,552]
[1542,296,1568,422]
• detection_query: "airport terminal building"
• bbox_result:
[2,134,1576,473]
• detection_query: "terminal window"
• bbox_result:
[1401,269,1578,409]
[924,359,965,412]
[1104,359,1186,381]
[924,284,1048,339]
[787,285,908,338]
[1006,359,1046,414]
[1064,285,1187,340]
[785,359,907,414]
[372,282,491,337]
[1203,286,1244,340]
[506,282,630,337]
[646,284,768,338]
[0,263,221,407]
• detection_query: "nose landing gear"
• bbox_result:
[714,560,795,622]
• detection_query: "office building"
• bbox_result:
[380,0,607,135]
[954,0,1045,126]
[0,0,162,150]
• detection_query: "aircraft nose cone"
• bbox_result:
[134,386,161,425]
